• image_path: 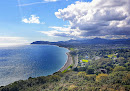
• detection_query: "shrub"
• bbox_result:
[113,66,126,72]
[86,68,94,74]
[108,71,129,85]
[85,74,96,81]
[96,74,108,83]
[77,71,86,78]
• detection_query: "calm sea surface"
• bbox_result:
[0,45,69,86]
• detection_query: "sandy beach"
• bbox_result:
[59,52,73,72]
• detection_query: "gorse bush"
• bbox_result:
[96,74,108,82]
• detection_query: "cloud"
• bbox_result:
[22,15,44,24]
[39,26,81,38]
[0,37,28,47]
[18,0,59,6]
[18,1,46,6]
[53,0,130,39]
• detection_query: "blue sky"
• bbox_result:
[0,0,81,44]
[0,0,129,46]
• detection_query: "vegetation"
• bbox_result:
[82,59,89,63]
[106,53,117,58]
[69,48,74,51]
[0,44,130,91]
[62,65,73,73]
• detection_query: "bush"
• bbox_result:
[85,74,96,81]
[113,66,126,72]
[49,75,61,82]
[86,68,94,74]
[73,67,78,71]
[108,71,129,85]
[77,71,86,78]
[96,74,108,83]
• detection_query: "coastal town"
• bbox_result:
[58,43,130,74]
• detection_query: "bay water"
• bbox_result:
[0,45,69,86]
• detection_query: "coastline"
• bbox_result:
[0,44,72,86]
[31,44,73,72]
[59,52,73,72]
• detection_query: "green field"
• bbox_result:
[82,59,89,62]
[107,54,117,58]
[70,48,74,51]
[62,65,72,73]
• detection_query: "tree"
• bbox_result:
[86,68,94,74]
[77,71,86,78]
[113,66,126,72]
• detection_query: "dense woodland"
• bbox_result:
[0,44,130,91]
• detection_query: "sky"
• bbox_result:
[0,0,130,46]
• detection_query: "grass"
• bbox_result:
[62,69,68,73]
[62,65,73,73]
[82,59,89,63]
[107,54,117,58]
[108,54,113,58]
[70,48,74,51]
[114,56,117,57]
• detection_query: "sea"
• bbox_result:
[0,45,69,86]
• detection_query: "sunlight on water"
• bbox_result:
[0,45,68,86]
[0,43,29,47]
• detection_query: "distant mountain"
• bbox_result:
[31,38,130,45]
[67,38,130,44]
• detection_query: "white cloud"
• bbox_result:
[18,1,46,6]
[53,0,130,39]
[18,0,58,6]
[0,37,28,47]
[22,15,44,24]
[39,26,81,38]
[44,0,58,2]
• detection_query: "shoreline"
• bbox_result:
[59,52,73,72]
[31,44,73,72]
[0,44,72,86]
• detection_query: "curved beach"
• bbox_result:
[59,52,73,72]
